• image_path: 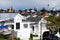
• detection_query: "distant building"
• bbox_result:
[0,9,6,13]
[7,7,15,13]
[56,12,60,16]
[41,13,49,17]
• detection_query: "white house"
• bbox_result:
[13,14,50,40]
[0,13,50,40]
[13,14,32,40]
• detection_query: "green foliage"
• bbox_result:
[0,37,5,40]
[29,38,33,40]
[33,35,38,37]
[15,38,20,40]
[45,16,60,27]
[44,16,60,33]
[29,34,33,40]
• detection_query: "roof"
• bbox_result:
[23,16,41,22]
[41,14,49,17]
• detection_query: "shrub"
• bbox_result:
[29,34,33,40]
[15,38,20,40]
[0,37,5,40]
[33,35,38,37]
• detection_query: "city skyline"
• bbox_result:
[0,0,60,10]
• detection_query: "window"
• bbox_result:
[16,23,20,29]
[11,25,14,29]
[24,24,28,28]
[32,26,34,31]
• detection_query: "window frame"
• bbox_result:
[16,22,20,29]
[24,24,28,28]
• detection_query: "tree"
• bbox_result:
[40,8,46,13]
[44,16,60,34]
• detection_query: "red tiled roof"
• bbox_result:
[41,14,49,17]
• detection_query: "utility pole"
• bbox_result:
[12,30,14,40]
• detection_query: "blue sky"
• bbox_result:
[0,0,60,10]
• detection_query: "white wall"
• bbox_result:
[14,14,31,39]
[38,18,49,38]
[14,22,31,39]
[14,14,23,31]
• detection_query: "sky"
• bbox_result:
[0,0,60,10]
